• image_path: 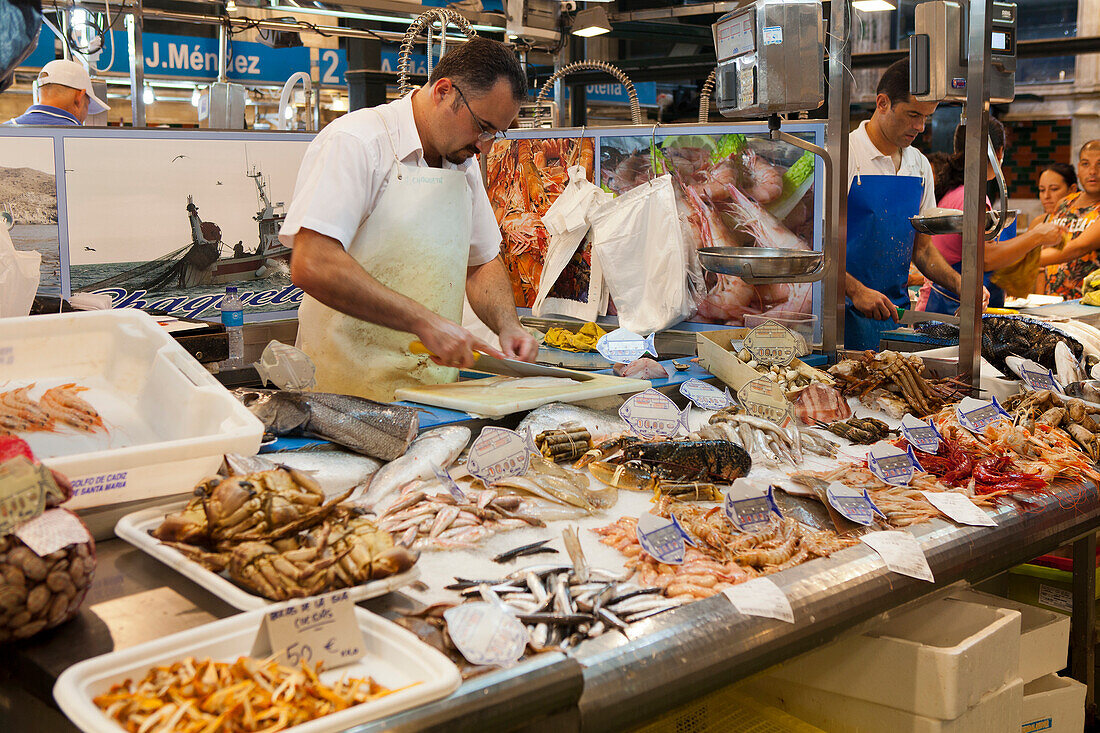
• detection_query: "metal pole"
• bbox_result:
[126,1,145,127]
[959,0,991,387]
[218,23,228,82]
[553,48,567,126]
[824,0,850,356]
[1071,532,1097,718]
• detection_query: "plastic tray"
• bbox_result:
[54,605,461,733]
[115,502,419,610]
[0,309,263,511]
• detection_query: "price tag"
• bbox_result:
[596,328,657,363]
[867,442,923,487]
[861,530,935,582]
[263,589,364,670]
[723,479,782,532]
[826,482,885,526]
[14,509,91,557]
[955,396,1010,434]
[0,457,52,535]
[723,577,794,623]
[618,388,690,439]
[443,601,528,667]
[737,377,793,426]
[920,491,997,527]
[432,463,466,502]
[744,321,799,366]
[669,512,699,548]
[679,379,735,411]
[901,414,942,454]
[636,511,686,565]
[1019,359,1065,394]
[467,427,531,484]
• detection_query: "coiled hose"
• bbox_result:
[398,9,476,96]
[534,60,642,127]
[699,68,717,123]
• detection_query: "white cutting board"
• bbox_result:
[395,372,650,417]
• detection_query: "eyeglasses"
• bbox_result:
[453,84,506,143]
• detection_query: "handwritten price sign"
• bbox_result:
[264,589,363,670]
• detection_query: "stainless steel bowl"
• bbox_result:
[698,247,825,283]
[910,209,1020,236]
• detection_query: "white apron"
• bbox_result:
[297,116,472,401]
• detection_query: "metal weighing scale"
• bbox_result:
[704,0,830,286]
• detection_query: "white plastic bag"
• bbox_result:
[533,166,612,321]
[0,227,40,318]
[587,174,697,333]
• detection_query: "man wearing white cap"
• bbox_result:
[7,59,108,125]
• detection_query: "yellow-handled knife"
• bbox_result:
[409,341,591,380]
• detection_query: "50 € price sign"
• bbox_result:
[263,589,363,671]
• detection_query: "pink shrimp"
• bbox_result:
[740,149,783,205]
[695,275,763,325]
[717,184,809,251]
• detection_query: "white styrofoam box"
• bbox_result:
[767,597,1021,719]
[0,309,262,510]
[1021,674,1086,733]
[949,589,1070,685]
[740,675,1024,733]
[909,345,1021,402]
[54,605,462,733]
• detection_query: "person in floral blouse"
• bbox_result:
[1040,141,1100,299]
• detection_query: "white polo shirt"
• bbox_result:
[847,120,937,215]
[279,92,501,266]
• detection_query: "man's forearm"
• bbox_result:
[291,228,433,333]
[466,255,523,334]
[912,236,963,294]
[845,272,864,297]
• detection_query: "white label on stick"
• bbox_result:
[679,379,735,411]
[14,509,91,557]
[920,491,997,527]
[861,530,934,582]
[636,511,686,565]
[264,589,364,670]
[901,414,942,454]
[723,577,794,623]
[618,388,690,439]
[867,442,922,487]
[744,321,798,366]
[443,602,528,667]
[467,427,531,484]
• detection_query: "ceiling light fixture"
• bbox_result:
[572,6,611,37]
[226,0,237,11]
[143,85,155,104]
[852,0,896,11]
[266,3,502,33]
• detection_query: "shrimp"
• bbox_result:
[695,275,763,325]
[718,184,809,251]
[0,385,54,432]
[739,149,783,205]
[39,383,104,432]
[681,183,742,250]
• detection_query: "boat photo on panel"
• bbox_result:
[62,136,310,319]
[0,136,61,295]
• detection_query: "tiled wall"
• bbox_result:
[1002,119,1074,199]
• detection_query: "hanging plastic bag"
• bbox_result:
[587,174,699,333]
[0,227,40,318]
[533,166,612,321]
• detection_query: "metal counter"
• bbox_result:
[4,480,1099,732]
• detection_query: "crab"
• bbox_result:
[325,508,418,586]
[153,468,348,546]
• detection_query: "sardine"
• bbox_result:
[234,388,418,461]
[359,425,471,507]
[428,505,461,538]
[492,539,553,563]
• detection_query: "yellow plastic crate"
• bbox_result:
[630,688,825,733]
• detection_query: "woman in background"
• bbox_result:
[917,117,1063,314]
[1040,141,1100,299]
[1034,163,1078,223]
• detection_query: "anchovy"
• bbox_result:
[492,539,554,563]
[517,612,592,625]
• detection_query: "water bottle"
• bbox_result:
[220,286,245,368]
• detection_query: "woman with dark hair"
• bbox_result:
[1039,141,1100,298]
[916,117,1064,314]
[1034,163,1078,221]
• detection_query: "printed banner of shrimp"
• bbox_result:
[599,131,817,327]
[486,137,596,308]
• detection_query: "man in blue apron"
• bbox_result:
[281,38,537,401]
[845,58,981,350]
